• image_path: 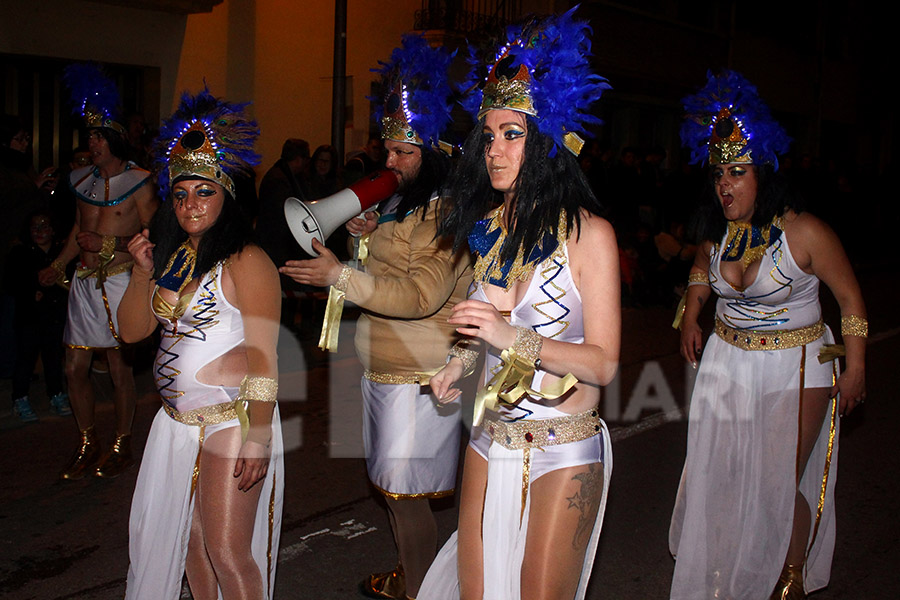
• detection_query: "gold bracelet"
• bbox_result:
[687,272,709,287]
[841,315,868,338]
[238,375,278,402]
[334,264,352,292]
[448,341,479,377]
[513,326,542,367]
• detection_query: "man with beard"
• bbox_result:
[39,64,157,480]
[280,35,471,600]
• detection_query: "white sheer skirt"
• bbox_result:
[126,406,284,599]
[669,331,839,599]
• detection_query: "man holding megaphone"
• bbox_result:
[280,34,472,600]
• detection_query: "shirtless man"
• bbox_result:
[40,125,157,480]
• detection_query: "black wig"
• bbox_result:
[694,163,804,243]
[392,145,451,223]
[441,115,603,263]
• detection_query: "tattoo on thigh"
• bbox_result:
[566,463,604,550]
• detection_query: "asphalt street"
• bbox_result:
[1,266,897,599]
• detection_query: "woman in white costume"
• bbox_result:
[669,70,866,600]
[420,8,620,599]
[118,89,283,600]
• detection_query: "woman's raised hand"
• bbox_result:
[127,229,155,274]
[448,299,516,350]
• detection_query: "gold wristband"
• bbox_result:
[51,258,68,282]
[687,272,709,287]
[841,315,868,338]
[238,375,278,403]
[334,264,352,292]
[448,341,479,377]
[513,326,542,367]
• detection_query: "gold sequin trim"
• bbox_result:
[190,426,205,501]
[334,265,352,293]
[448,341,479,377]
[371,481,455,500]
[840,315,868,338]
[483,407,603,450]
[267,468,277,598]
[238,375,278,403]
[513,326,542,366]
[521,447,531,523]
[715,318,824,351]
[162,399,238,426]
[687,272,709,286]
[473,207,567,290]
[363,370,428,385]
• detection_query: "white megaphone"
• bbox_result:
[284,168,399,256]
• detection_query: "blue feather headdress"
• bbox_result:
[63,63,126,135]
[153,87,260,199]
[681,69,791,170]
[372,33,455,150]
[461,6,610,156]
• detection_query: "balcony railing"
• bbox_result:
[414,0,522,33]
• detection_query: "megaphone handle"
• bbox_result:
[348,211,368,239]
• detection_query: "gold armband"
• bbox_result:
[235,375,278,443]
[319,265,354,352]
[687,272,709,287]
[448,341,479,377]
[841,315,868,338]
[238,375,278,403]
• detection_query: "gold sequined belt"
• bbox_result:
[162,399,238,426]
[76,261,133,279]
[715,318,825,351]
[483,408,602,450]
[363,369,433,385]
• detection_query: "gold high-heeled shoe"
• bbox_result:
[60,426,102,480]
[95,433,134,478]
[360,563,406,599]
[770,563,806,600]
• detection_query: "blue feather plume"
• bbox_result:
[62,63,122,124]
[371,33,455,147]
[460,6,610,156]
[681,69,791,170]
[153,87,260,198]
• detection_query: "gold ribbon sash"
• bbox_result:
[318,285,346,352]
[473,347,577,427]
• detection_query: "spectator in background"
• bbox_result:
[256,138,312,329]
[1,114,42,378]
[6,209,71,421]
[344,134,383,184]
[309,144,350,261]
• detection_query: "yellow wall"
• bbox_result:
[176,0,422,169]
